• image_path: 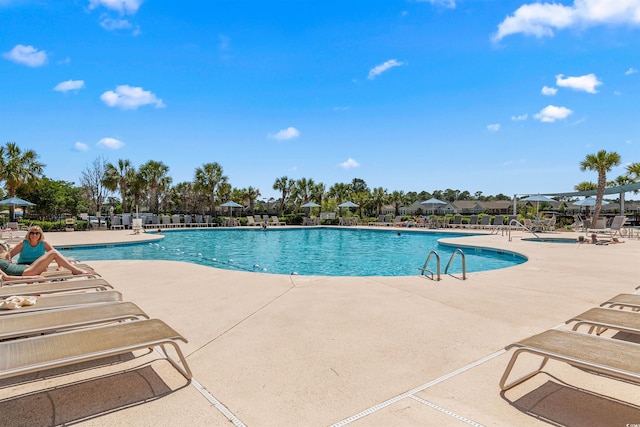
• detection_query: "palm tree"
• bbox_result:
[328,182,350,206]
[389,190,407,215]
[194,162,227,216]
[0,142,45,220]
[103,159,132,213]
[243,186,261,214]
[627,162,640,181]
[610,174,633,214]
[128,168,147,214]
[370,187,388,215]
[579,150,621,222]
[292,177,315,210]
[272,176,293,214]
[311,182,325,210]
[574,181,597,192]
[139,160,172,214]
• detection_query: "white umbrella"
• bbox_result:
[420,197,446,215]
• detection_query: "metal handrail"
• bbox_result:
[507,219,539,241]
[418,250,440,281]
[444,248,466,280]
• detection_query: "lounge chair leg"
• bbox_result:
[158,343,193,380]
[499,350,549,391]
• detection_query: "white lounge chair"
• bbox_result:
[0,318,192,380]
[500,329,640,391]
[271,215,286,226]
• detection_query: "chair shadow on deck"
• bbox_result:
[0,355,189,427]
[502,378,640,427]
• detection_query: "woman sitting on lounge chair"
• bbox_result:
[6,225,55,265]
[0,241,88,280]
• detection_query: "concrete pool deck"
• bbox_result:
[1,226,639,426]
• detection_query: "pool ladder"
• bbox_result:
[507,219,539,241]
[419,249,467,281]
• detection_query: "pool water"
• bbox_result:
[521,237,578,244]
[59,228,526,277]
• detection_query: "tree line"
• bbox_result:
[1,142,638,221]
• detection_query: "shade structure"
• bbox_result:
[338,201,358,208]
[0,197,35,206]
[220,201,243,216]
[521,194,553,217]
[337,201,358,218]
[301,201,321,208]
[574,197,597,206]
[301,201,321,218]
[0,197,36,221]
[420,197,446,215]
[520,194,553,203]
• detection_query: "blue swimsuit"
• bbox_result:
[18,240,45,264]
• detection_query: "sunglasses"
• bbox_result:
[29,231,41,235]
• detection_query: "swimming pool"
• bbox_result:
[59,228,526,277]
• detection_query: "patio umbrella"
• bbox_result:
[420,197,446,215]
[521,194,553,218]
[301,201,321,208]
[574,197,596,206]
[338,201,358,208]
[0,196,36,221]
[220,201,243,217]
[301,201,321,217]
[338,201,358,217]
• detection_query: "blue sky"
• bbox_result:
[1,0,639,200]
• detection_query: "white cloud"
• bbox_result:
[494,0,640,41]
[367,59,405,80]
[54,79,85,93]
[74,142,89,152]
[541,85,557,96]
[270,127,300,141]
[100,16,132,30]
[416,0,456,8]
[339,158,360,169]
[97,137,125,149]
[625,67,638,75]
[556,73,602,93]
[511,114,528,121]
[88,0,142,14]
[487,123,501,132]
[100,85,165,109]
[3,44,47,67]
[534,105,573,122]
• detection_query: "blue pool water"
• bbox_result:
[521,237,578,244]
[59,228,526,277]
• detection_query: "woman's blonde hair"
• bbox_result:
[27,225,45,243]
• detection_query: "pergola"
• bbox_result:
[512,182,640,215]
